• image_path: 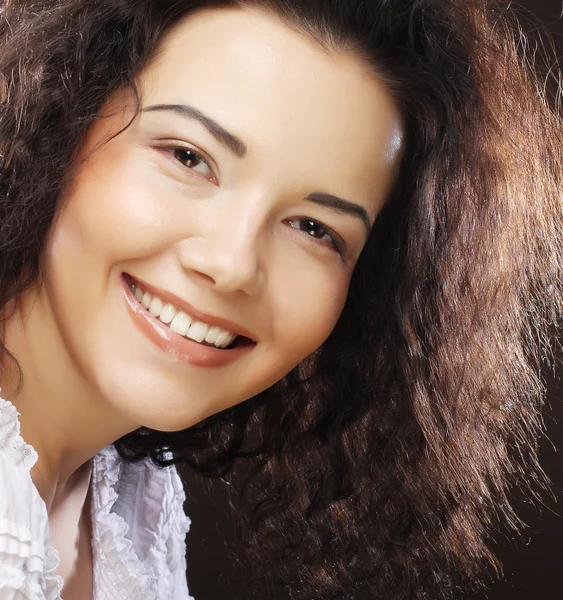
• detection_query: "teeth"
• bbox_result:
[170,312,192,336]
[141,292,152,310]
[186,321,208,343]
[130,281,239,348]
[149,297,163,318]
[204,326,222,345]
[215,329,234,348]
[159,303,176,324]
[223,334,237,348]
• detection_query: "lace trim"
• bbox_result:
[91,447,153,597]
[91,445,191,599]
[0,397,38,472]
[0,397,64,599]
[1,396,191,599]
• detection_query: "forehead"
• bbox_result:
[137,6,403,213]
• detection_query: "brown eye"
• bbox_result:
[172,147,213,178]
[286,218,345,255]
[299,219,328,239]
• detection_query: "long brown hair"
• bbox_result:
[0,1,561,598]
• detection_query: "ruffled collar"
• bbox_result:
[91,444,191,599]
[0,396,64,598]
[0,395,191,600]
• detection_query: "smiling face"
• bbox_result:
[35,6,403,431]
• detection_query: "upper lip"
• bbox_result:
[125,273,257,342]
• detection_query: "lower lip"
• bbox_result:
[121,274,254,368]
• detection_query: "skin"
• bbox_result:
[0,5,403,594]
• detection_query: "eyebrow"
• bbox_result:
[143,103,372,236]
[143,103,247,158]
[306,193,372,237]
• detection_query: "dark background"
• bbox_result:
[182,2,563,598]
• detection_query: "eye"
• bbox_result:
[287,218,346,256]
[171,147,215,180]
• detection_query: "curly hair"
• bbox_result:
[0,0,561,598]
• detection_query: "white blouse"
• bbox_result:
[0,396,195,600]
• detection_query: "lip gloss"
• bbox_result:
[121,274,254,368]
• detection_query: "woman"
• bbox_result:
[0,0,561,598]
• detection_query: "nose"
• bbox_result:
[174,207,266,296]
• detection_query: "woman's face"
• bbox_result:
[39,6,403,431]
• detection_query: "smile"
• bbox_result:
[132,280,238,349]
[121,273,255,368]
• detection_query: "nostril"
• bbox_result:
[191,270,217,286]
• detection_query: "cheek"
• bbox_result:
[47,150,185,270]
[273,264,350,360]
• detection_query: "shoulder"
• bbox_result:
[0,396,62,599]
[0,396,46,531]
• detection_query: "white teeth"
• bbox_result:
[214,330,232,348]
[159,303,176,324]
[204,326,222,345]
[186,321,208,343]
[141,292,152,309]
[131,281,241,348]
[221,334,237,348]
[149,297,163,318]
[170,312,192,336]
[203,326,236,348]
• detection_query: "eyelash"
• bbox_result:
[163,144,347,256]
[169,146,217,183]
[285,218,346,256]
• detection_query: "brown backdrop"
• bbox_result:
[182,2,563,598]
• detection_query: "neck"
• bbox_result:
[0,283,138,511]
